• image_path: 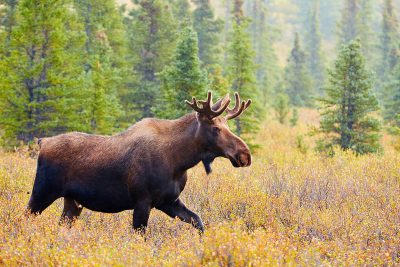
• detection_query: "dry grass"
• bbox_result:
[1,109,400,266]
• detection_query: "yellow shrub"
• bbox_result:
[1,109,399,266]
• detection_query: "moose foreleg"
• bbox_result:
[157,199,204,233]
[133,201,151,234]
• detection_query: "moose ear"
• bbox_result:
[212,94,230,111]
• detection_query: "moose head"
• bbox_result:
[186,91,252,174]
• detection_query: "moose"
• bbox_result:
[27,92,252,232]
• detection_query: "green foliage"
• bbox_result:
[226,2,262,141]
[74,0,126,134]
[296,134,309,154]
[318,40,381,155]
[305,1,325,93]
[169,0,191,25]
[79,48,123,134]
[209,65,229,97]
[0,0,18,49]
[0,0,394,147]
[383,62,400,127]
[337,0,377,65]
[337,0,359,44]
[273,94,290,125]
[0,0,86,144]
[290,108,299,127]
[358,0,376,60]
[379,0,399,83]
[248,0,281,107]
[158,26,208,119]
[192,0,223,71]
[127,0,177,119]
[284,33,313,107]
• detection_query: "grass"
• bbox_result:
[1,109,400,266]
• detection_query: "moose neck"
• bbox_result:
[170,113,211,173]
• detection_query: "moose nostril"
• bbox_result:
[239,153,249,166]
[239,152,252,167]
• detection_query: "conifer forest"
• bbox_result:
[1,0,400,265]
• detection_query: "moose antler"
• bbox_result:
[185,91,230,119]
[225,92,252,120]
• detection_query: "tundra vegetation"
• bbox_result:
[1,110,400,265]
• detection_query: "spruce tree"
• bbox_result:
[0,0,85,143]
[127,0,177,119]
[158,26,208,119]
[192,0,223,71]
[169,0,191,25]
[338,0,359,44]
[380,0,399,81]
[74,0,126,133]
[383,56,400,127]
[80,37,123,134]
[222,0,232,65]
[358,0,376,64]
[0,0,18,48]
[305,1,325,93]
[384,71,400,127]
[248,0,280,107]
[273,93,290,125]
[318,40,381,155]
[337,0,376,64]
[209,65,229,97]
[227,0,261,139]
[284,33,313,107]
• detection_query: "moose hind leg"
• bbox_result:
[132,201,151,234]
[60,197,83,225]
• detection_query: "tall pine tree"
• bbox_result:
[305,0,325,93]
[127,0,177,119]
[74,0,126,134]
[384,64,400,127]
[380,0,399,82]
[227,0,261,140]
[169,0,191,25]
[337,0,376,65]
[158,26,208,119]
[209,65,229,97]
[284,33,313,107]
[0,0,85,144]
[318,40,381,155]
[248,0,280,107]
[338,0,359,44]
[0,0,18,49]
[192,0,223,71]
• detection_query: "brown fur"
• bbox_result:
[27,94,252,233]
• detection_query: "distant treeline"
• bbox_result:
[0,0,399,154]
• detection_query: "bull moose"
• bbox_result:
[27,92,252,232]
